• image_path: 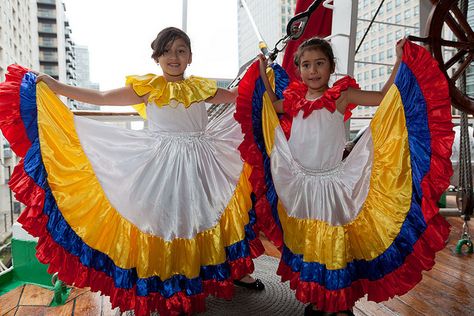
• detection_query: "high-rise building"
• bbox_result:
[37,0,78,108]
[355,1,473,117]
[75,45,99,110]
[75,45,92,83]
[0,0,40,184]
[64,17,77,88]
[353,0,420,117]
[0,0,39,80]
[237,0,296,68]
[214,78,234,89]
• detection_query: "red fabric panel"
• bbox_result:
[281,0,333,82]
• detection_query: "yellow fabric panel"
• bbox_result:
[261,68,281,156]
[278,86,413,270]
[132,104,148,120]
[125,74,159,96]
[36,82,252,279]
[125,74,218,120]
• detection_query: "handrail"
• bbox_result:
[72,111,139,116]
[70,111,467,120]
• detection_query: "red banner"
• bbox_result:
[282,0,333,82]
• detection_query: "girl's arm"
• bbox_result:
[206,87,238,104]
[346,38,406,107]
[258,54,284,113]
[36,73,144,106]
[206,55,284,111]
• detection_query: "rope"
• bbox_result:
[459,112,472,192]
[457,0,472,247]
[355,0,386,55]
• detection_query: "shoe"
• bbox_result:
[304,304,324,316]
[233,278,265,291]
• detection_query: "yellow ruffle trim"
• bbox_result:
[262,68,280,156]
[125,74,218,119]
[263,86,413,270]
[36,82,251,279]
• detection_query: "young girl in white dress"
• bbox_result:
[0,27,264,316]
[235,37,454,315]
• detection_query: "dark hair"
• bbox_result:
[293,37,335,71]
[151,27,191,61]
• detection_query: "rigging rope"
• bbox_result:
[355,0,386,55]
[454,0,473,255]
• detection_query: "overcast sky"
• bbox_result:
[63,0,239,90]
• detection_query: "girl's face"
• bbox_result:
[157,38,192,82]
[298,48,334,95]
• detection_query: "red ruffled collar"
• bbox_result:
[282,76,360,121]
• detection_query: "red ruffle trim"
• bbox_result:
[249,236,265,259]
[402,41,454,223]
[235,61,284,249]
[13,162,256,315]
[277,215,450,312]
[282,76,360,121]
[0,64,32,157]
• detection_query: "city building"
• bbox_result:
[74,45,100,110]
[0,0,39,80]
[214,78,234,89]
[355,1,473,118]
[237,0,296,68]
[37,0,78,108]
[353,0,421,117]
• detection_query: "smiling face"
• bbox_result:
[298,48,334,96]
[157,38,192,82]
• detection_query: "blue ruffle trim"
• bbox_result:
[250,64,289,230]
[20,72,38,144]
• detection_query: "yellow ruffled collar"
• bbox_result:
[126,74,217,119]
[147,76,217,107]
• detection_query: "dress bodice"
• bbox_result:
[146,100,209,132]
[281,77,359,171]
[287,108,346,170]
[125,73,217,133]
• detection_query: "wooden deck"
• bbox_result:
[0,285,119,315]
[0,217,472,315]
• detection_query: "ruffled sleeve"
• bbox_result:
[331,76,360,121]
[125,75,218,119]
[282,81,307,117]
[125,74,164,119]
